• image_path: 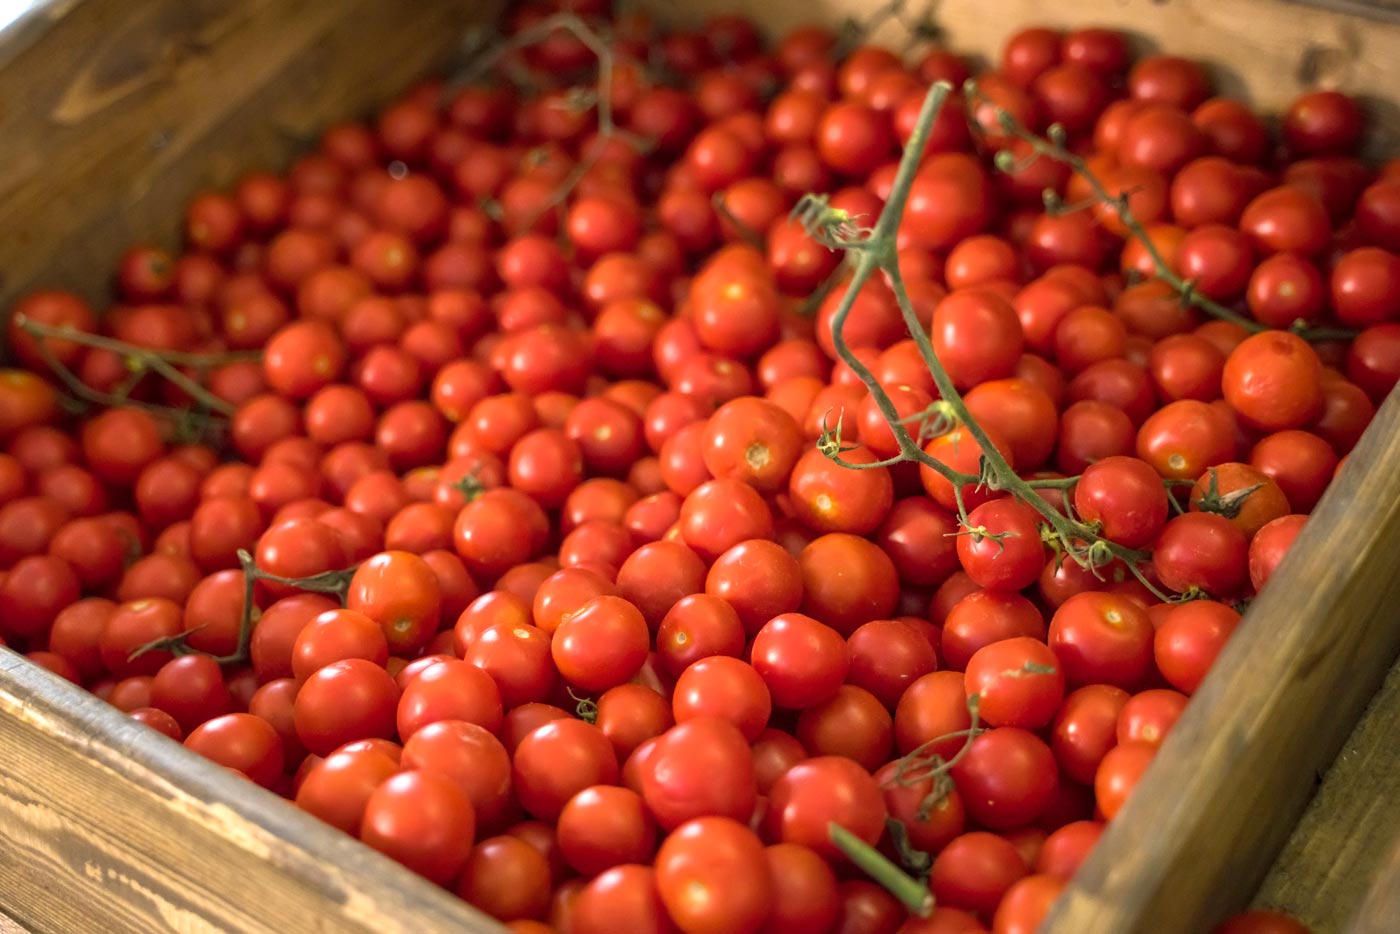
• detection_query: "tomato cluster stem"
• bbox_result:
[806,83,1174,603]
[829,822,935,918]
[129,549,357,666]
[12,313,254,422]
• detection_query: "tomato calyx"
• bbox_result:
[951,524,1014,554]
[902,400,959,444]
[791,193,876,249]
[450,469,488,504]
[1169,585,1213,605]
[568,687,598,724]
[1190,468,1264,520]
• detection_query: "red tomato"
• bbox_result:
[930,831,1028,918]
[1153,600,1242,694]
[765,755,887,859]
[552,595,651,692]
[655,817,773,934]
[513,718,620,821]
[641,717,757,829]
[965,637,1065,730]
[1048,592,1155,689]
[1094,740,1156,819]
[1222,331,1325,432]
[957,499,1047,593]
[293,658,399,756]
[184,712,284,788]
[949,727,1058,829]
[752,612,851,709]
[360,769,476,884]
[1152,512,1250,597]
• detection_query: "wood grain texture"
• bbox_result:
[1253,663,1400,934]
[0,0,500,315]
[0,649,504,934]
[1346,829,1400,933]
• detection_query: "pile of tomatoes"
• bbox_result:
[2,1,1394,931]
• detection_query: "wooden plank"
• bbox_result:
[1346,831,1400,933]
[1254,662,1400,934]
[0,908,34,934]
[0,0,500,314]
[0,649,504,934]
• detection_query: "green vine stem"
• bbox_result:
[799,82,1174,603]
[966,85,1356,345]
[130,549,357,666]
[12,314,254,417]
[887,694,983,819]
[829,822,935,918]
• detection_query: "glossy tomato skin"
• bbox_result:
[1152,512,1250,597]
[513,719,619,822]
[551,595,651,692]
[1154,600,1242,694]
[799,532,901,635]
[965,637,1065,730]
[1222,331,1325,432]
[1048,592,1155,690]
[751,611,851,709]
[570,864,676,934]
[1074,456,1169,548]
[655,817,772,934]
[949,727,1058,830]
[346,551,441,655]
[788,445,895,536]
[765,755,887,859]
[930,831,1028,918]
[360,769,476,884]
[1249,514,1307,591]
[1094,740,1156,819]
[295,745,400,835]
[184,712,284,788]
[293,658,399,756]
[641,717,756,830]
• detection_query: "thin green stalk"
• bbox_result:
[829,823,934,918]
[806,82,1175,600]
[13,315,242,416]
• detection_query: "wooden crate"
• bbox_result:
[3,1,1400,932]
